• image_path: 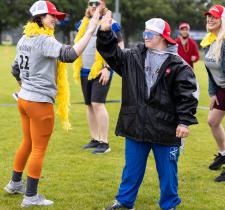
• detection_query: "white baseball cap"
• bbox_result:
[145,18,176,45]
[29,0,66,20]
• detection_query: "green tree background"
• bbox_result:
[1,0,225,45]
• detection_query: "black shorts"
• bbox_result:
[81,76,111,105]
[213,87,225,111]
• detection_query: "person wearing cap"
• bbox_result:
[4,0,100,207]
[200,4,225,182]
[73,0,124,154]
[97,11,198,210]
[176,23,200,100]
[175,22,199,68]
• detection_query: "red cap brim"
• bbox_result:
[49,11,66,20]
[163,35,177,45]
[204,11,221,18]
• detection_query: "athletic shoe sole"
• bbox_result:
[4,186,24,194]
[21,203,54,208]
[93,148,111,154]
[83,146,99,149]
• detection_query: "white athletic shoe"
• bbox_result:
[21,194,54,207]
[4,180,25,194]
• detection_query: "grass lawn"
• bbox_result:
[0,45,224,210]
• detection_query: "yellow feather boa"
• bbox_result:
[73,16,105,83]
[200,32,218,48]
[24,22,71,131]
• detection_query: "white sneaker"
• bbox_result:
[21,194,54,207]
[12,92,18,101]
[4,180,25,194]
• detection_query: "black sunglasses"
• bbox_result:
[88,1,100,7]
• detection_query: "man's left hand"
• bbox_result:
[176,125,189,138]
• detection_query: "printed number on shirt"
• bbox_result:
[19,55,29,70]
[19,55,30,78]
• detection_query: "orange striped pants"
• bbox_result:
[13,98,54,179]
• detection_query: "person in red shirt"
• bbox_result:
[176,22,199,68]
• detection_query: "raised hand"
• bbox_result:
[88,7,101,33]
[100,10,112,31]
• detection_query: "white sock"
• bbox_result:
[219,151,225,156]
[100,139,108,144]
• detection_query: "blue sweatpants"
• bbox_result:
[116,138,181,210]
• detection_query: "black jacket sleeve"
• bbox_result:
[97,29,126,76]
[11,59,21,81]
[173,65,198,126]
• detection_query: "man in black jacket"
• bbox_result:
[97,11,198,210]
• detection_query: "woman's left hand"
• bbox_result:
[99,68,110,85]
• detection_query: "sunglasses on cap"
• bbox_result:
[143,31,161,40]
[88,1,100,7]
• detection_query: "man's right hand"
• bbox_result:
[100,10,112,31]
[210,95,219,110]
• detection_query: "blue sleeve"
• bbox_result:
[75,20,82,32]
[112,22,121,33]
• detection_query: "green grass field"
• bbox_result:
[0,45,224,210]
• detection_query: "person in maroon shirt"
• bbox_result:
[175,22,199,68]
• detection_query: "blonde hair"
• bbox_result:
[207,18,225,62]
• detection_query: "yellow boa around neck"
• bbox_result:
[200,32,218,48]
[73,16,105,83]
[24,22,71,131]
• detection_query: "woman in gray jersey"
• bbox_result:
[4,0,100,207]
[201,4,225,182]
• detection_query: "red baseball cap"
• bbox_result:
[145,18,176,45]
[29,0,66,20]
[179,22,190,30]
[204,4,225,18]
